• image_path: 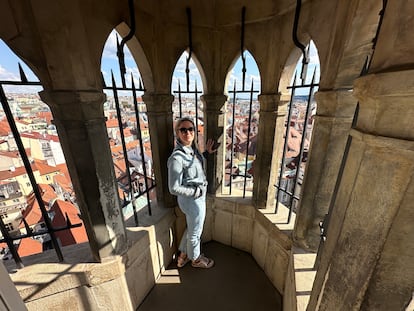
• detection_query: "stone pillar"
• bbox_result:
[293,90,357,251]
[39,90,127,262]
[201,94,227,194]
[309,71,414,310]
[142,93,175,208]
[252,93,287,209]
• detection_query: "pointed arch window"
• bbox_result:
[0,40,85,268]
[275,40,320,223]
[224,51,261,198]
[101,30,155,225]
[171,51,206,148]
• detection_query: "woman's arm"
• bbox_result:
[202,138,219,159]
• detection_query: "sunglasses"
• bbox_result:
[179,127,195,134]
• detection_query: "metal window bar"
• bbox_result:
[226,79,259,198]
[275,74,298,213]
[131,76,153,217]
[173,79,203,142]
[314,1,388,268]
[0,76,82,269]
[104,70,155,225]
[274,69,319,223]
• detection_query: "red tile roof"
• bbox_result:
[36,111,53,124]
[20,132,59,142]
[53,174,73,193]
[0,166,30,180]
[33,160,60,175]
[17,237,43,257]
[0,120,11,136]
[0,150,21,158]
[50,200,88,246]
[106,118,119,128]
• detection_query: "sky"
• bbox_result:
[0,30,319,95]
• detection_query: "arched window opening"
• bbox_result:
[0,40,86,268]
[224,51,261,198]
[101,30,155,225]
[171,51,205,147]
[275,40,320,224]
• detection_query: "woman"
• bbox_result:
[167,117,217,268]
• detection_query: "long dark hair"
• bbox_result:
[174,117,200,151]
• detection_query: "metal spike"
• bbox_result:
[111,70,117,88]
[101,71,107,88]
[360,55,370,77]
[22,218,32,235]
[131,73,135,90]
[292,71,298,87]
[65,212,72,227]
[311,66,317,84]
[18,63,28,83]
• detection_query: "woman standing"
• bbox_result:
[167,117,217,268]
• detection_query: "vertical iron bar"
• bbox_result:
[241,7,246,91]
[229,81,237,194]
[186,8,193,92]
[0,83,64,262]
[275,74,297,213]
[117,0,136,88]
[314,103,359,269]
[292,0,309,84]
[287,70,316,223]
[369,0,388,69]
[195,81,199,142]
[243,80,254,198]
[178,80,183,119]
[111,72,138,225]
[116,35,127,89]
[18,63,28,83]
[0,215,24,269]
[131,75,152,216]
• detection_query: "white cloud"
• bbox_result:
[308,41,319,65]
[102,30,134,61]
[0,65,19,80]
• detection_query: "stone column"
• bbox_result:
[40,90,127,262]
[293,90,357,251]
[201,94,227,194]
[253,93,287,209]
[309,71,414,311]
[142,93,175,208]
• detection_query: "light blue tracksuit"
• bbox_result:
[167,141,207,261]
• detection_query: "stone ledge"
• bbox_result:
[7,206,176,310]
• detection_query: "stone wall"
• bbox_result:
[11,196,302,310]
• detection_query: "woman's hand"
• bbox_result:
[205,138,219,154]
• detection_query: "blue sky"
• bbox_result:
[0,30,319,95]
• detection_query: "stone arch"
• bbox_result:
[171,48,207,94]
[277,37,321,96]
[224,49,261,94]
[112,22,154,92]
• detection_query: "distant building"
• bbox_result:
[20,132,65,166]
[0,181,26,239]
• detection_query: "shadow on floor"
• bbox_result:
[137,241,282,311]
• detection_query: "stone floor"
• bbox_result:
[137,241,282,311]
